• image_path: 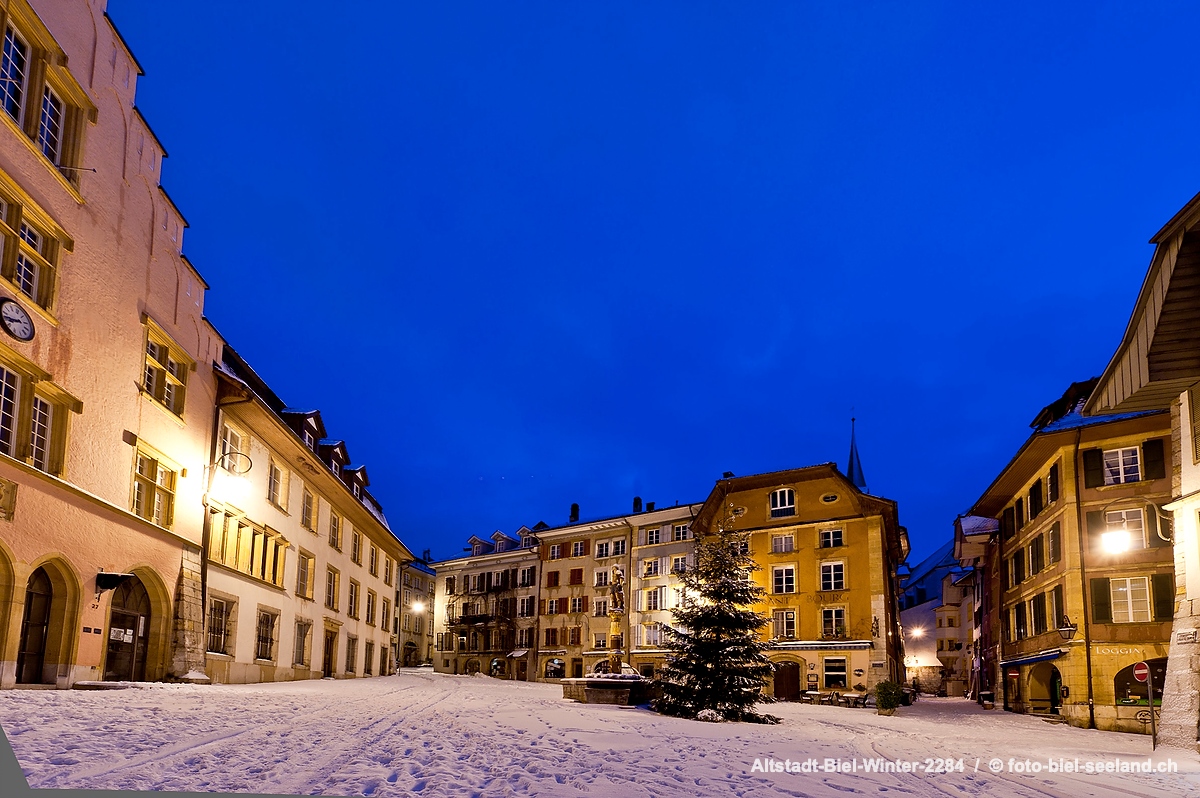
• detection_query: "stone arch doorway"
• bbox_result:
[18,558,81,686]
[17,568,52,684]
[773,660,803,701]
[402,641,418,667]
[464,659,481,675]
[104,576,151,682]
[1028,662,1062,714]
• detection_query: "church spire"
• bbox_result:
[847,417,867,493]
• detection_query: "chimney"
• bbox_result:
[646,501,655,512]
[569,503,579,523]
[722,471,735,479]
[633,496,642,513]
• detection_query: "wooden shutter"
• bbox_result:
[1147,508,1169,548]
[1030,536,1043,574]
[1052,584,1065,627]
[1085,511,1105,553]
[1082,449,1104,488]
[1015,498,1025,530]
[485,572,493,591]
[1192,388,1200,462]
[1001,560,1009,591]
[1142,439,1166,481]
[582,539,590,556]
[637,528,646,547]
[1029,479,1043,518]
[1001,507,1015,540]
[1152,573,1175,621]
[539,599,546,616]
[559,598,569,614]
[1048,464,1060,502]
[1090,578,1112,624]
[1048,522,1061,563]
[582,595,589,613]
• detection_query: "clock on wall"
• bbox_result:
[0,298,35,342]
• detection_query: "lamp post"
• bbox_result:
[199,450,253,626]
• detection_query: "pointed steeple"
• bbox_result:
[847,417,867,493]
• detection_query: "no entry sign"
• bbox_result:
[1133,662,1150,683]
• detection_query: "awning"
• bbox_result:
[507,649,529,658]
[1000,648,1067,668]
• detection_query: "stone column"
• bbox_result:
[168,546,210,683]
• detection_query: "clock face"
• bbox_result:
[0,299,34,342]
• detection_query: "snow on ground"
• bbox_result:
[0,670,1197,797]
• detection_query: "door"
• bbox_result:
[516,659,528,681]
[17,568,52,684]
[572,658,584,678]
[774,662,801,701]
[105,577,150,681]
[322,629,337,677]
[1049,667,1062,714]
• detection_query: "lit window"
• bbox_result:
[773,610,795,638]
[133,451,175,527]
[643,558,660,577]
[823,657,847,689]
[822,607,846,638]
[771,534,794,553]
[770,488,796,518]
[672,556,687,574]
[1103,509,1145,552]
[144,328,190,416]
[1111,577,1151,623]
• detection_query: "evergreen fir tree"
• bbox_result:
[656,502,778,723]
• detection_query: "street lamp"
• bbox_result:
[1057,615,1078,641]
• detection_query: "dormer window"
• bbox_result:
[352,483,360,498]
[495,540,506,552]
[522,536,535,549]
[770,488,796,518]
[303,428,316,451]
[472,543,484,556]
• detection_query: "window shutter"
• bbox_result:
[1152,573,1175,621]
[582,539,590,556]
[1090,578,1112,624]
[559,598,569,614]
[660,557,669,575]
[1147,508,1168,548]
[1192,387,1200,462]
[1001,561,1009,591]
[1001,507,1015,540]
[637,528,646,547]
[1142,439,1166,481]
[539,599,546,616]
[1029,479,1043,518]
[1052,584,1065,627]
[1085,511,1105,553]
[1048,522,1061,563]
[1048,464,1060,502]
[1015,498,1025,530]
[582,595,589,613]
[1082,449,1104,489]
[485,572,493,591]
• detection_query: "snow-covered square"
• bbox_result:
[0,671,1197,797]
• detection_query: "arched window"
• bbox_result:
[1114,658,1167,705]
[545,658,565,678]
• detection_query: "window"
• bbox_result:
[594,633,607,649]
[595,541,610,558]
[345,636,357,674]
[773,609,796,638]
[519,596,535,617]
[301,489,317,531]
[568,626,581,646]
[381,598,391,630]
[351,531,362,564]
[303,428,316,451]
[595,569,609,587]
[267,461,287,508]
[822,607,845,638]
[144,332,189,416]
[294,621,311,667]
[1029,535,1045,574]
[384,557,393,585]
[28,395,51,471]
[546,598,559,615]
[5,217,57,311]
[569,568,584,586]
[643,623,662,647]
[571,541,585,557]
[770,488,796,518]
[207,598,231,654]
[255,610,277,661]
[329,512,342,550]
[820,562,845,591]
[771,535,794,553]
[325,567,339,610]
[364,641,374,676]
[546,571,560,588]
[1011,552,1025,586]
[1111,577,1151,623]
[673,524,689,541]
[549,544,562,560]
[348,580,360,618]
[544,628,558,647]
[1048,523,1061,564]
[611,539,627,556]
[1105,509,1146,551]
[1014,603,1027,640]
[773,566,795,594]
[133,450,175,527]
[519,565,536,587]
[366,590,376,625]
[369,545,378,576]
[672,556,687,574]
[1,25,29,123]
[645,588,661,611]
[646,527,661,545]
[593,599,608,617]
[1103,447,1140,485]
[517,628,533,648]
[296,551,315,600]
[643,558,660,577]
[207,514,287,587]
[1031,593,1047,636]
[823,657,847,689]
[568,596,583,614]
[444,576,456,596]
[820,529,843,548]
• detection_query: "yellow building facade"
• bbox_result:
[689,466,908,700]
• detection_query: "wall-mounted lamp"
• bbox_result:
[1057,615,1078,641]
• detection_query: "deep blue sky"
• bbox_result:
[110,1,1200,563]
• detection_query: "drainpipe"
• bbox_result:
[1072,427,1097,729]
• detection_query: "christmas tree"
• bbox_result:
[656,502,778,723]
